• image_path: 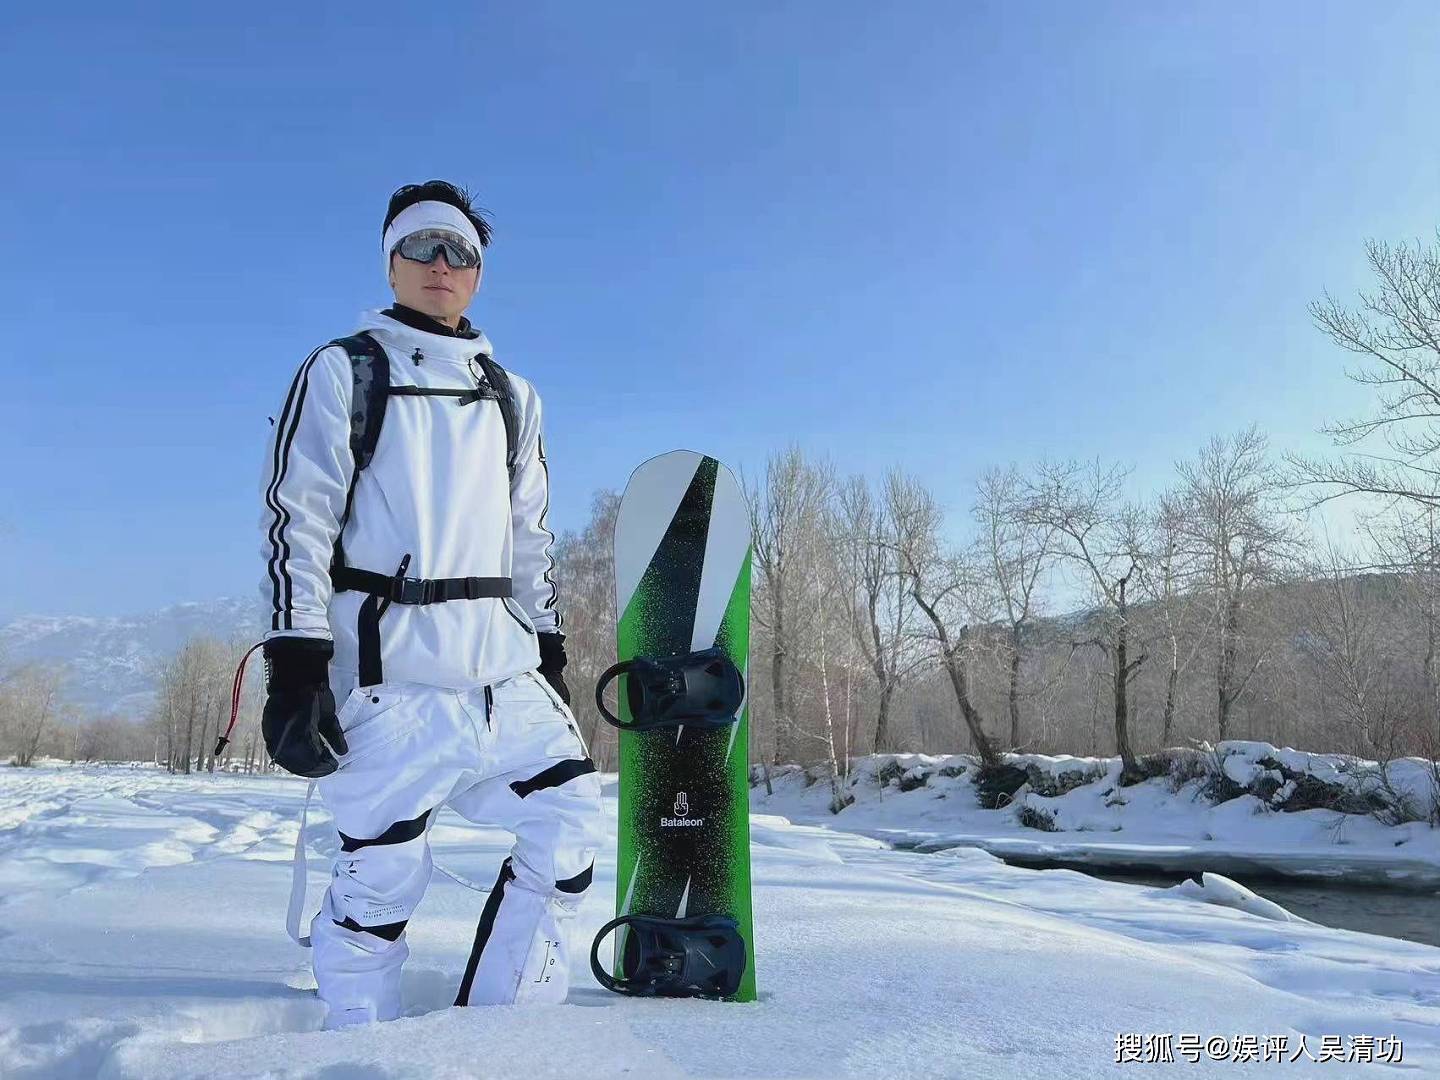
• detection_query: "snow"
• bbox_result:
[1168,872,1312,924]
[753,745,1440,890]
[1,762,1437,1077]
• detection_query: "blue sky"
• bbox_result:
[1,2,1438,620]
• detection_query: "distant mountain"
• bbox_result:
[0,597,266,717]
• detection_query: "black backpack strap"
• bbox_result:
[476,354,520,481]
[328,334,514,481]
[330,331,390,472]
[326,332,389,579]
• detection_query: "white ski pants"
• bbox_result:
[306,668,604,1029]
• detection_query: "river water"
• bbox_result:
[998,856,1440,949]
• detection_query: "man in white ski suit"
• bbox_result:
[258,180,603,1030]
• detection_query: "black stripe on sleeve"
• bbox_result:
[264,347,325,631]
[536,431,561,625]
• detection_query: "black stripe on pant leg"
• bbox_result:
[555,860,593,894]
[357,593,384,687]
[338,807,432,852]
[509,757,596,799]
[334,914,408,942]
[455,858,516,1006]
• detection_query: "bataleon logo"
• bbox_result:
[661,791,704,827]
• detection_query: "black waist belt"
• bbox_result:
[334,566,513,605]
[338,562,514,688]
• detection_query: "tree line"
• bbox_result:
[0,638,261,773]
[564,233,1440,787]
[6,232,1440,784]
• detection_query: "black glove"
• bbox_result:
[537,631,571,707]
[261,637,348,778]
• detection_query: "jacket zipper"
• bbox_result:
[484,684,493,732]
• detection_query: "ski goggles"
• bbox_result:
[391,228,483,270]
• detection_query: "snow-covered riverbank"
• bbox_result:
[1,762,1437,1078]
[750,742,1440,890]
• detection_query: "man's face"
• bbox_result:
[389,242,481,324]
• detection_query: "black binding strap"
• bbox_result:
[593,647,745,732]
[589,913,746,999]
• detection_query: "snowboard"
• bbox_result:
[609,450,756,1001]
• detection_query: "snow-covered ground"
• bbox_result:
[2,763,1438,1078]
[752,744,1440,891]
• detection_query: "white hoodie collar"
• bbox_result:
[356,308,493,367]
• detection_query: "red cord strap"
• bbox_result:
[213,641,265,757]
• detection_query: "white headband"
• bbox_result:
[382,200,483,278]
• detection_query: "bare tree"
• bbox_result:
[1144,494,1209,746]
[1022,460,1148,776]
[1361,504,1440,746]
[1174,426,1298,740]
[973,465,1055,749]
[791,499,861,809]
[886,471,1002,764]
[1,664,67,766]
[551,489,621,768]
[149,637,229,774]
[65,713,152,764]
[1290,233,1440,508]
[746,447,833,767]
[831,473,929,753]
[1298,535,1404,757]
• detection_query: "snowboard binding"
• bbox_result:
[593,647,744,732]
[590,913,747,999]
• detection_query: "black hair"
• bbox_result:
[382,180,491,247]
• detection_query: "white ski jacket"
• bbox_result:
[258,308,561,689]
